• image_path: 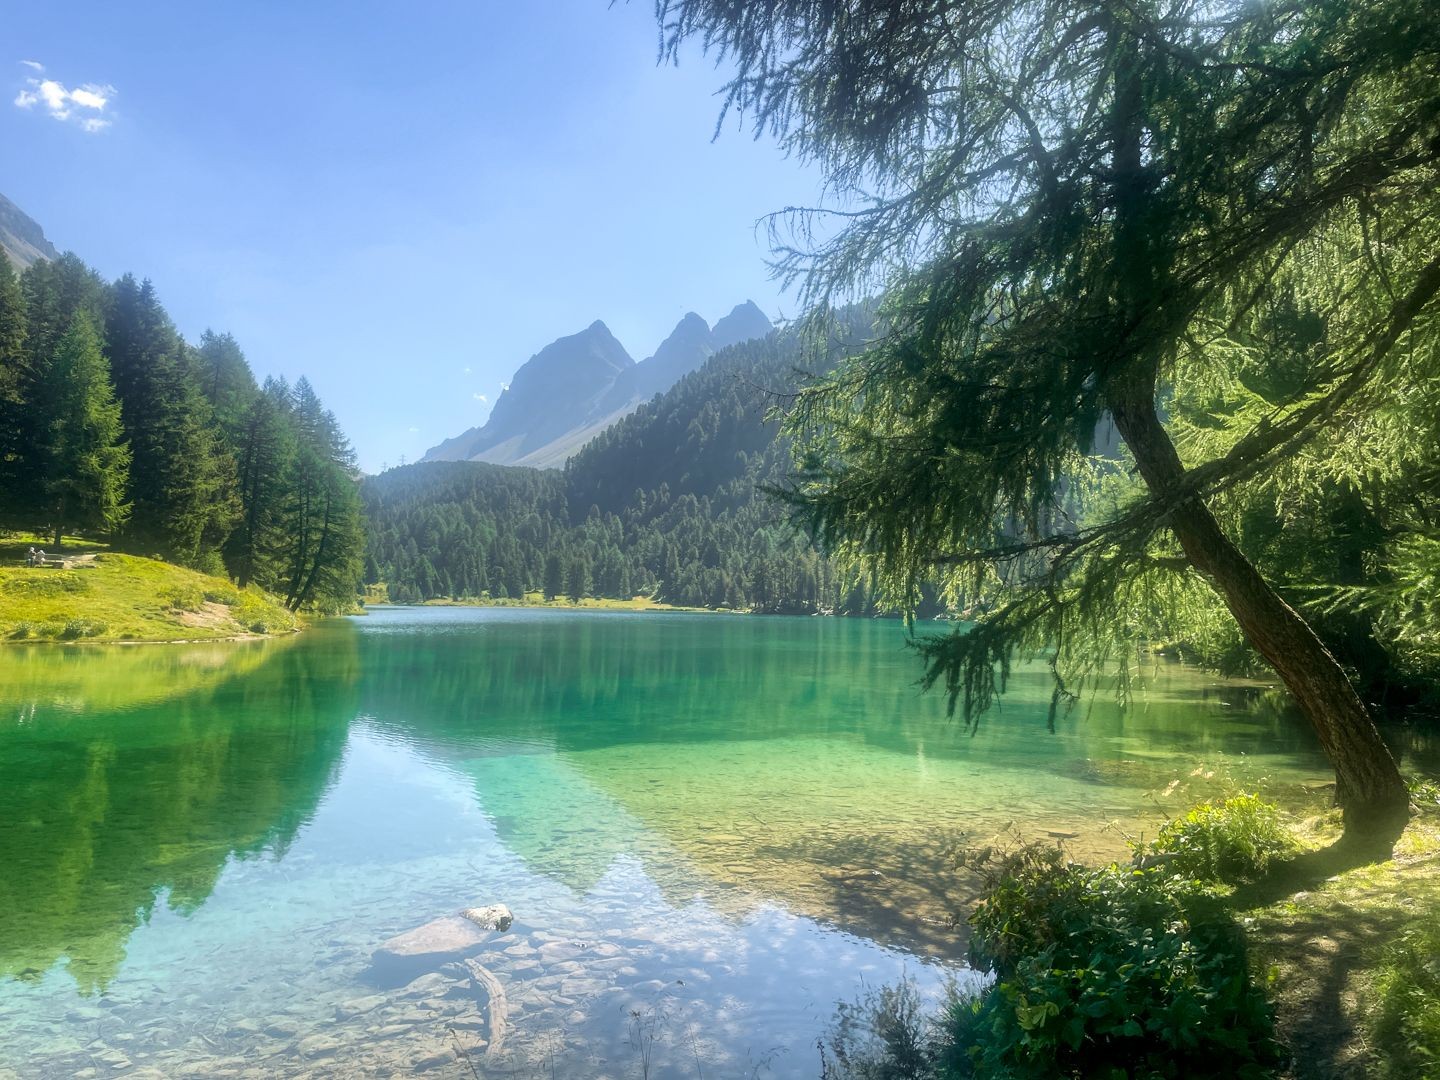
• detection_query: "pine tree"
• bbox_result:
[0,254,28,522]
[227,379,295,589]
[105,275,239,562]
[195,329,259,439]
[279,378,363,611]
[544,551,565,600]
[566,554,591,603]
[40,315,130,546]
[4,254,108,522]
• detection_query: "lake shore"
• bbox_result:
[370,592,725,614]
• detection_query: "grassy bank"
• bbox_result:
[366,584,715,614]
[1247,797,1440,1079]
[819,793,1440,1079]
[0,535,297,642]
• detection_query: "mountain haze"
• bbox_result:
[422,301,772,469]
[0,194,59,271]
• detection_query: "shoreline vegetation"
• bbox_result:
[823,793,1440,1079]
[0,533,298,644]
[376,592,772,615]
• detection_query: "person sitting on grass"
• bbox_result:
[26,546,36,566]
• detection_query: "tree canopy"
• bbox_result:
[656,0,1440,831]
[0,251,363,612]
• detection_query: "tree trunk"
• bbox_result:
[1109,375,1409,835]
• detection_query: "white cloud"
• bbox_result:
[68,85,109,109]
[407,426,419,434]
[472,393,488,404]
[14,68,115,132]
[462,366,471,375]
[500,382,510,392]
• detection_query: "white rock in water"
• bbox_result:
[460,904,514,931]
[373,916,488,965]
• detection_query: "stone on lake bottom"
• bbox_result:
[370,916,490,982]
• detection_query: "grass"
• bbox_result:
[1243,802,1440,1079]
[0,533,298,643]
[817,794,1440,1080]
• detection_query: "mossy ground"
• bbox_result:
[0,533,298,642]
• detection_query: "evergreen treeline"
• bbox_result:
[0,252,362,612]
[363,324,889,613]
[365,295,1437,720]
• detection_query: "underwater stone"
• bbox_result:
[371,916,489,981]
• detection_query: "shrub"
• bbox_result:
[1407,775,1440,810]
[203,584,241,606]
[1143,794,1301,885]
[163,584,205,612]
[232,590,296,634]
[1372,921,1440,1078]
[951,843,1282,1079]
[58,618,107,639]
[189,549,228,578]
[8,621,32,639]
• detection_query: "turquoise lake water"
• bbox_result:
[1,605,1412,1078]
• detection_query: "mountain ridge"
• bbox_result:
[0,193,59,271]
[421,301,773,469]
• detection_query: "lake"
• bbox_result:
[0,606,1402,1078]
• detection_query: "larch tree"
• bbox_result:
[655,0,1440,833]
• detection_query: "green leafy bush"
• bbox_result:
[1372,922,1440,1078]
[1143,794,1301,885]
[189,549,229,579]
[950,843,1282,1079]
[58,618,108,640]
[9,621,32,639]
[1407,775,1440,810]
[203,584,241,605]
[163,584,205,612]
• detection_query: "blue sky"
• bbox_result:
[3,1,822,472]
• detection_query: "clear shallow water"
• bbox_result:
[0,606,1418,1078]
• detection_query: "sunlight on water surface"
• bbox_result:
[1,606,1406,1078]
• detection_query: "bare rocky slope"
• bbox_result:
[421,301,772,469]
[0,193,59,271]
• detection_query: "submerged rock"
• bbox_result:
[370,916,489,983]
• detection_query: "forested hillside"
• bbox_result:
[364,314,887,613]
[0,249,363,612]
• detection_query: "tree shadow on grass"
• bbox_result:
[1229,820,1405,911]
[1229,816,1413,1080]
